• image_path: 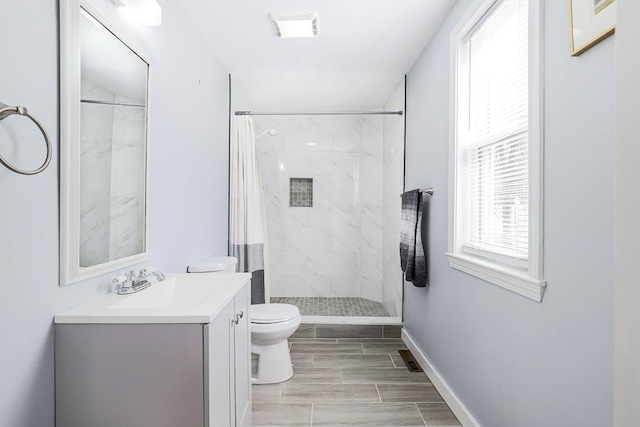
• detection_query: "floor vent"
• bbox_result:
[398,349,423,372]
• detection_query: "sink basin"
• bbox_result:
[111,275,224,310]
[55,272,252,324]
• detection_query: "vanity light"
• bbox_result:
[270,12,318,38]
[111,0,162,26]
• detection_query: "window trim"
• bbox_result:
[447,0,546,302]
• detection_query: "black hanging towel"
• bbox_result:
[400,189,427,287]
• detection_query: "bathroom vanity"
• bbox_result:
[55,273,251,427]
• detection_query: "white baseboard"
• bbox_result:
[401,328,481,427]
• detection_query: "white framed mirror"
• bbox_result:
[60,0,150,285]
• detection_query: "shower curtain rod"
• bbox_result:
[235,110,403,116]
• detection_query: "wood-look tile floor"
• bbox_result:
[252,324,462,427]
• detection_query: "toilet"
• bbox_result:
[187,256,302,385]
[250,303,300,384]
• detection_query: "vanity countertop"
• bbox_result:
[55,273,252,324]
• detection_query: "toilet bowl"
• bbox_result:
[187,257,301,385]
[251,303,301,384]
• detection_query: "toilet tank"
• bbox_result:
[187,256,238,273]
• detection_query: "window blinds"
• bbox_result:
[464,0,529,261]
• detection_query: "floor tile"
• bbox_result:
[280,383,380,403]
[290,342,364,355]
[270,297,391,317]
[377,384,443,402]
[312,402,426,426]
[383,325,402,338]
[416,403,462,426]
[251,326,460,427]
[252,383,284,403]
[252,402,312,426]
[316,324,383,338]
[291,324,316,339]
[390,354,405,368]
[362,342,408,355]
[289,338,338,343]
[291,354,314,368]
[337,338,404,343]
[288,367,342,383]
[342,367,429,384]
[313,354,395,368]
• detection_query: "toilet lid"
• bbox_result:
[251,304,300,324]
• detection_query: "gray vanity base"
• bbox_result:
[56,323,206,427]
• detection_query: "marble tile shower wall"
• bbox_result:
[80,79,115,266]
[109,94,145,260]
[80,79,145,266]
[255,115,385,301]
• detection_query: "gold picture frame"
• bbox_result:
[569,0,616,56]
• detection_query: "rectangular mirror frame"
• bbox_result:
[60,0,150,285]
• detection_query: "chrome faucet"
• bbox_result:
[114,271,151,295]
[139,267,166,282]
[114,267,165,295]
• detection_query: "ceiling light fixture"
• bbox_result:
[111,0,162,26]
[270,12,318,38]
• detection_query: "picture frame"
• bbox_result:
[569,0,616,56]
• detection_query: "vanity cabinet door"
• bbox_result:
[204,300,234,427]
[56,324,205,427]
[204,280,251,427]
[234,283,251,427]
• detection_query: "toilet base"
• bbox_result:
[251,340,293,384]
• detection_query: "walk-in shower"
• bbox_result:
[251,83,406,323]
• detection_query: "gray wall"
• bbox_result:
[614,1,640,425]
[0,1,230,426]
[404,1,614,426]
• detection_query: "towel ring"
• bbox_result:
[0,102,52,175]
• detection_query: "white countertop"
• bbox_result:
[55,273,252,324]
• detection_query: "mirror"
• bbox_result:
[60,1,149,284]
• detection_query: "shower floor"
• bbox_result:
[269,297,391,317]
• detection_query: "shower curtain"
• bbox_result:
[230,116,269,304]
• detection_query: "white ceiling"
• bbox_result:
[182,0,455,112]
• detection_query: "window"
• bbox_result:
[447,0,545,301]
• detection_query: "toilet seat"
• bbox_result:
[251,304,300,324]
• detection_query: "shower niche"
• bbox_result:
[289,178,313,207]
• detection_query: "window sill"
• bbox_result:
[446,252,546,302]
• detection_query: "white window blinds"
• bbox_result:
[463,0,529,262]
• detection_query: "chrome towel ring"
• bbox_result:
[0,101,52,175]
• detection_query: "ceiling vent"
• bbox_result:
[270,12,318,38]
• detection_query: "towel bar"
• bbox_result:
[401,188,434,196]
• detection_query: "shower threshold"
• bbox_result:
[269,297,402,325]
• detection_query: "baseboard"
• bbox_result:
[401,328,481,427]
